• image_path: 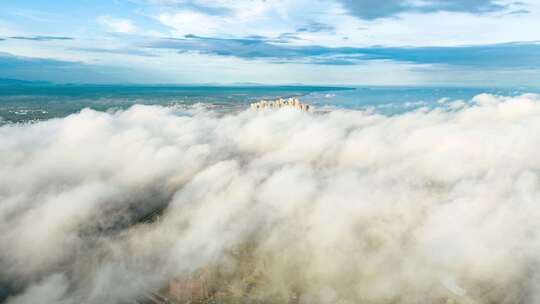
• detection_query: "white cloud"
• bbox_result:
[96,15,138,34]
[3,94,540,303]
[157,11,221,36]
[153,0,338,38]
[3,0,539,86]
[0,19,20,36]
[145,0,540,47]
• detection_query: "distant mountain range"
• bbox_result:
[0,78,354,90]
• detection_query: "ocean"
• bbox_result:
[1,82,539,124]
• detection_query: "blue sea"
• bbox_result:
[1,80,539,124]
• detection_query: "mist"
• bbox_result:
[2,94,540,303]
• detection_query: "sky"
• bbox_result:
[0,0,539,86]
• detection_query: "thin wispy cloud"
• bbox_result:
[296,22,335,33]
[73,47,159,57]
[9,36,74,41]
[502,9,531,16]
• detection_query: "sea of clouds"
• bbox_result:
[2,93,540,304]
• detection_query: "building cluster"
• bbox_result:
[250,97,311,111]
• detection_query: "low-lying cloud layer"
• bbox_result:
[2,94,540,303]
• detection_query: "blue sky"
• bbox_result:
[0,0,539,85]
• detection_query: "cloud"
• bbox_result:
[1,0,538,85]
[357,42,540,68]
[149,0,337,38]
[156,10,222,36]
[0,52,144,83]
[3,94,540,303]
[148,35,540,68]
[6,275,68,304]
[97,15,138,34]
[136,0,234,15]
[296,22,335,33]
[338,0,508,20]
[72,47,159,57]
[149,35,350,64]
[503,9,531,16]
[7,9,60,23]
[8,36,74,41]
[0,52,89,70]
